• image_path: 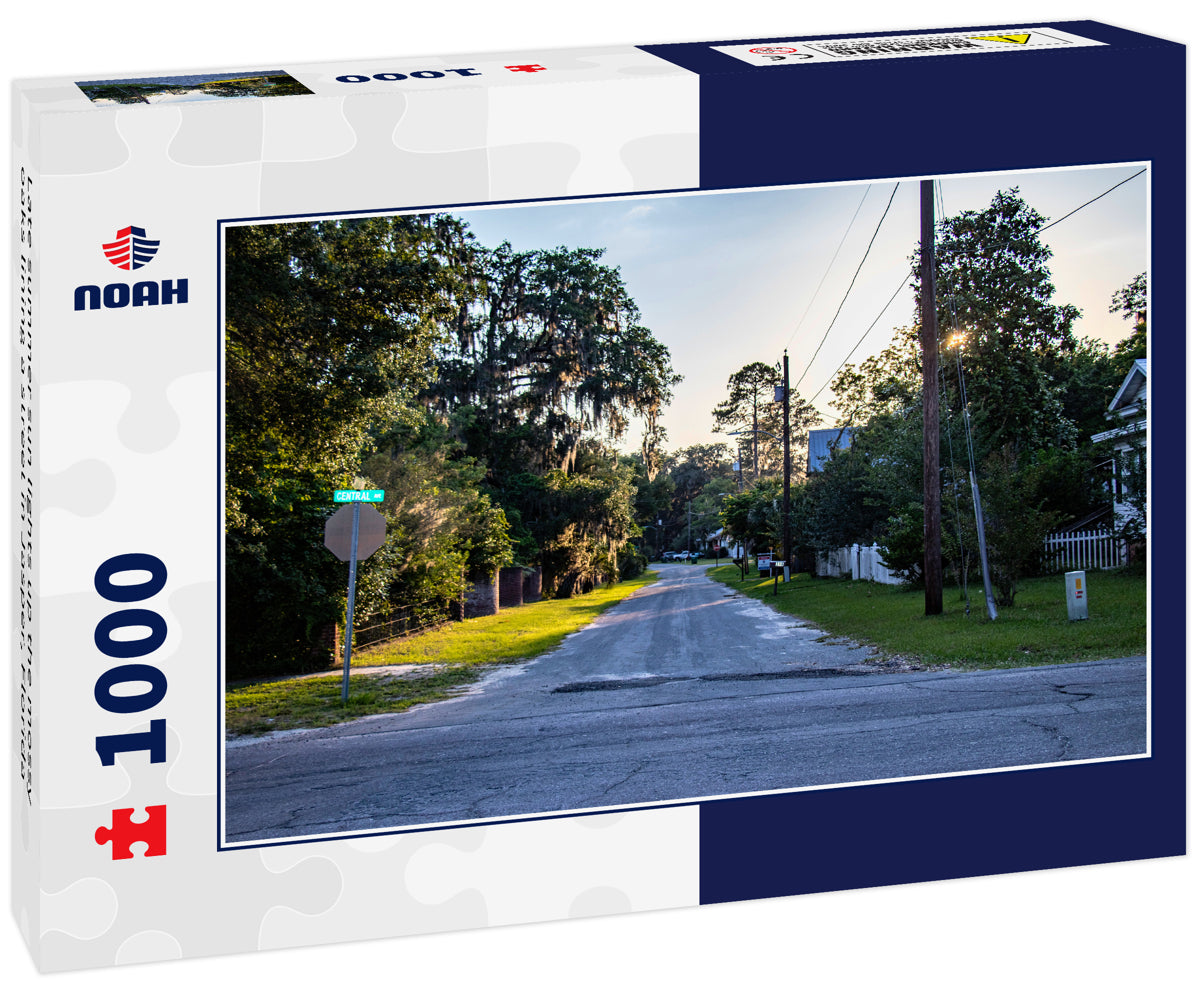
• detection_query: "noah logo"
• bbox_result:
[74,225,188,311]
[102,225,160,270]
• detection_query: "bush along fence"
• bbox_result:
[815,528,1131,586]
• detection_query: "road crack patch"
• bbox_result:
[554,676,688,692]
[552,664,918,693]
[702,668,876,681]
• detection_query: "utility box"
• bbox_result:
[1066,570,1089,621]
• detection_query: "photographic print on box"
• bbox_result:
[220,162,1150,847]
[76,70,314,105]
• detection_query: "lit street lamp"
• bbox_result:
[945,329,998,621]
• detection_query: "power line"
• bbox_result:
[1038,168,1146,234]
[793,181,903,389]
[803,167,1145,412]
[938,169,1147,256]
[782,184,873,353]
[806,269,909,406]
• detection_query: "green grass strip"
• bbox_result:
[709,565,1145,670]
[225,571,657,736]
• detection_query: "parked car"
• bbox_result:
[661,551,677,562]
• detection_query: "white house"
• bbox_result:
[1091,358,1147,535]
[706,528,743,559]
[807,426,856,473]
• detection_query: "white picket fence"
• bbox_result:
[1043,529,1128,572]
[816,528,1128,585]
[815,543,908,585]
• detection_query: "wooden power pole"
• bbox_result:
[781,351,791,576]
[920,180,943,615]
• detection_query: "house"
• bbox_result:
[706,527,742,559]
[1091,358,1147,535]
[807,426,856,473]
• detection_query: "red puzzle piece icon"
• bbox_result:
[95,805,167,860]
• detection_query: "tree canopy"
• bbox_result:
[429,242,679,478]
[225,216,678,675]
[792,188,1129,603]
[712,360,819,481]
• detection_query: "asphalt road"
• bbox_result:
[223,563,1147,843]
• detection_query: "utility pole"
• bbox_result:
[920,179,943,615]
[752,390,760,481]
[780,352,792,577]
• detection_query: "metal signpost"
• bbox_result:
[324,493,387,701]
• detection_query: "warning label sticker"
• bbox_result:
[714,27,1104,67]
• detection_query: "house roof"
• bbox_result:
[1091,358,1147,445]
[1108,358,1147,416]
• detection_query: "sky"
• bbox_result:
[456,162,1148,454]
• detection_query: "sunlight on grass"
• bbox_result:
[225,572,657,736]
[351,571,656,668]
[225,666,480,736]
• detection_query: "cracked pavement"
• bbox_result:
[223,563,1147,843]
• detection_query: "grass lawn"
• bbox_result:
[710,564,1146,670]
[225,571,657,737]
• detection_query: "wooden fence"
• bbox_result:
[349,600,453,653]
[815,543,908,585]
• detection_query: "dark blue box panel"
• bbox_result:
[647,20,1186,908]
[645,21,1184,191]
[699,758,1185,905]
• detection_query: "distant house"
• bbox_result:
[807,426,856,473]
[1091,358,1147,534]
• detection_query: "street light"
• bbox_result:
[946,329,998,621]
[729,429,781,445]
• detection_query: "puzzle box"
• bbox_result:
[11,20,1184,971]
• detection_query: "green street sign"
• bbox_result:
[333,489,384,503]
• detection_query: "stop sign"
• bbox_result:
[324,503,387,561]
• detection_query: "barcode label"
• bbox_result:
[713,27,1105,67]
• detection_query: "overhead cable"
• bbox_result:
[793,181,903,389]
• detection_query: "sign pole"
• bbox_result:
[341,501,362,702]
[324,492,386,700]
